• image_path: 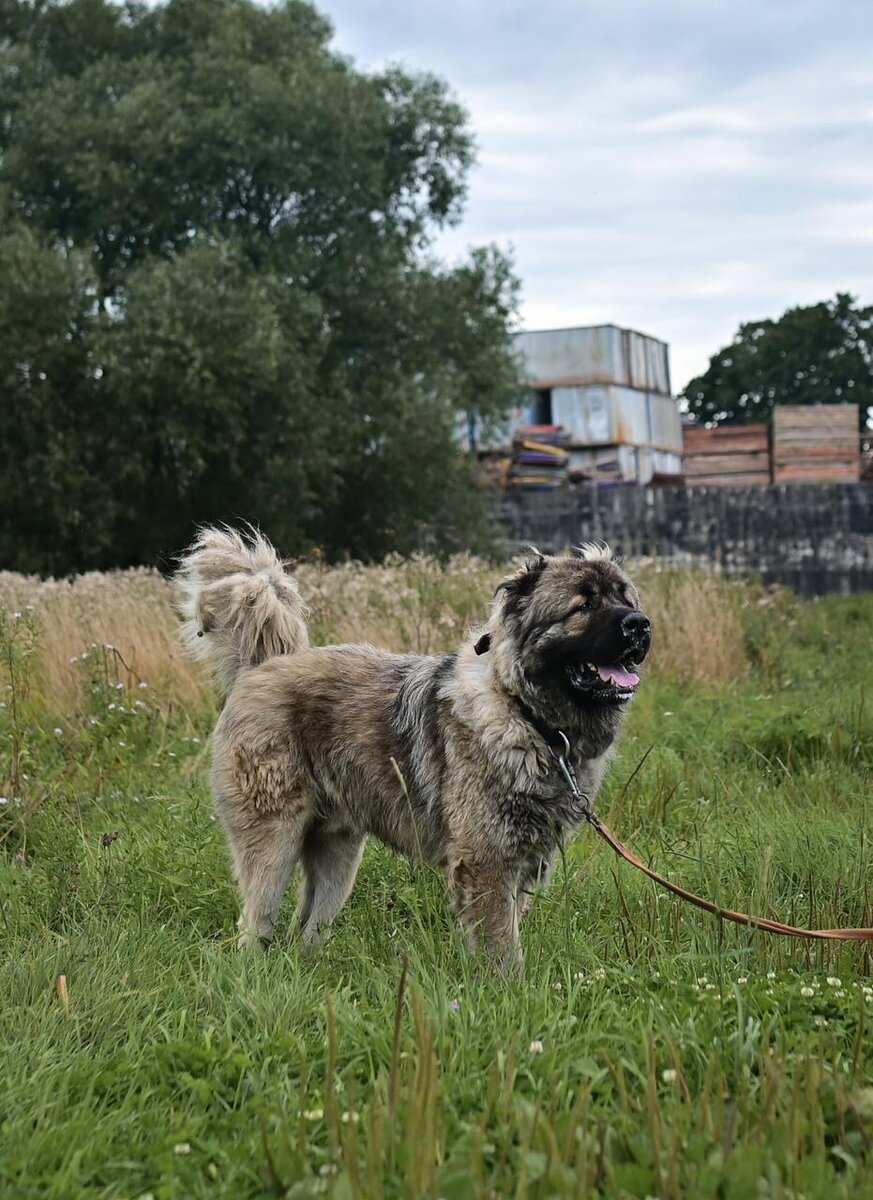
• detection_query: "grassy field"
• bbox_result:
[1,558,872,1199]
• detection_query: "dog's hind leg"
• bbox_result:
[297,827,366,943]
[223,810,307,950]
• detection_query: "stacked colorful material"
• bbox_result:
[507,425,569,491]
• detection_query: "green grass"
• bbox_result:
[2,586,873,1199]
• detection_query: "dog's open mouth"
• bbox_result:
[567,662,640,703]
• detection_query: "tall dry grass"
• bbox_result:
[0,556,752,715]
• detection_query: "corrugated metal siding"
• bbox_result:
[551,386,611,443]
[551,385,682,452]
[514,325,671,395]
[646,394,683,452]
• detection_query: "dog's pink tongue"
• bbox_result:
[597,665,639,688]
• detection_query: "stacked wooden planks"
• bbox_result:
[682,423,770,486]
[772,405,860,483]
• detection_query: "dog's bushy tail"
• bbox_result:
[175,526,309,692]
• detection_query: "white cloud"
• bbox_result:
[325,0,873,389]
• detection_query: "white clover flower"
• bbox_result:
[661,1069,677,1084]
[53,727,63,735]
[696,976,709,986]
[814,1016,829,1028]
[801,986,815,997]
[737,977,748,985]
[302,1109,324,1121]
[173,1143,192,1155]
[826,977,842,988]
[529,1040,544,1054]
[574,971,585,982]
[341,1111,359,1124]
[766,971,776,980]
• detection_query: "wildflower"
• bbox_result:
[53,727,63,735]
[814,1016,829,1028]
[574,971,585,982]
[661,1069,677,1084]
[0,797,7,805]
[114,681,124,690]
[302,1109,324,1121]
[737,977,748,985]
[696,976,708,986]
[340,1111,359,1124]
[192,736,201,744]
[138,681,149,690]
[552,981,562,992]
[766,971,776,980]
[529,1040,544,1054]
[108,703,116,711]
[826,977,842,988]
[593,967,606,980]
[173,1143,192,1155]
[801,986,815,997]
[69,656,79,664]
[449,999,460,1012]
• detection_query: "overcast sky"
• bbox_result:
[324,0,873,391]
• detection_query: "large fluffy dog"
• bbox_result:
[177,528,651,966]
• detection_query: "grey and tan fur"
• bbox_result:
[176,527,651,967]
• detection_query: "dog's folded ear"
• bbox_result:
[474,632,491,655]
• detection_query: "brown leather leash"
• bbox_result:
[549,731,873,942]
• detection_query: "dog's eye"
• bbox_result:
[567,597,594,618]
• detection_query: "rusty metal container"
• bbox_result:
[551,385,682,453]
[514,325,671,395]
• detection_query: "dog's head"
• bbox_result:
[476,545,651,723]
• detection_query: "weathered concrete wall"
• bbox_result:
[494,484,873,596]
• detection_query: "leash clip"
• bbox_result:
[551,730,594,821]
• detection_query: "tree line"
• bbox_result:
[0,0,521,574]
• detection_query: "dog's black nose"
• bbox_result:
[621,612,651,641]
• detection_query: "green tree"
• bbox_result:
[683,293,873,430]
[0,0,519,572]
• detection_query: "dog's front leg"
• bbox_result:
[449,857,522,970]
[517,852,556,919]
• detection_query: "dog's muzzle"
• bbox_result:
[565,606,652,703]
